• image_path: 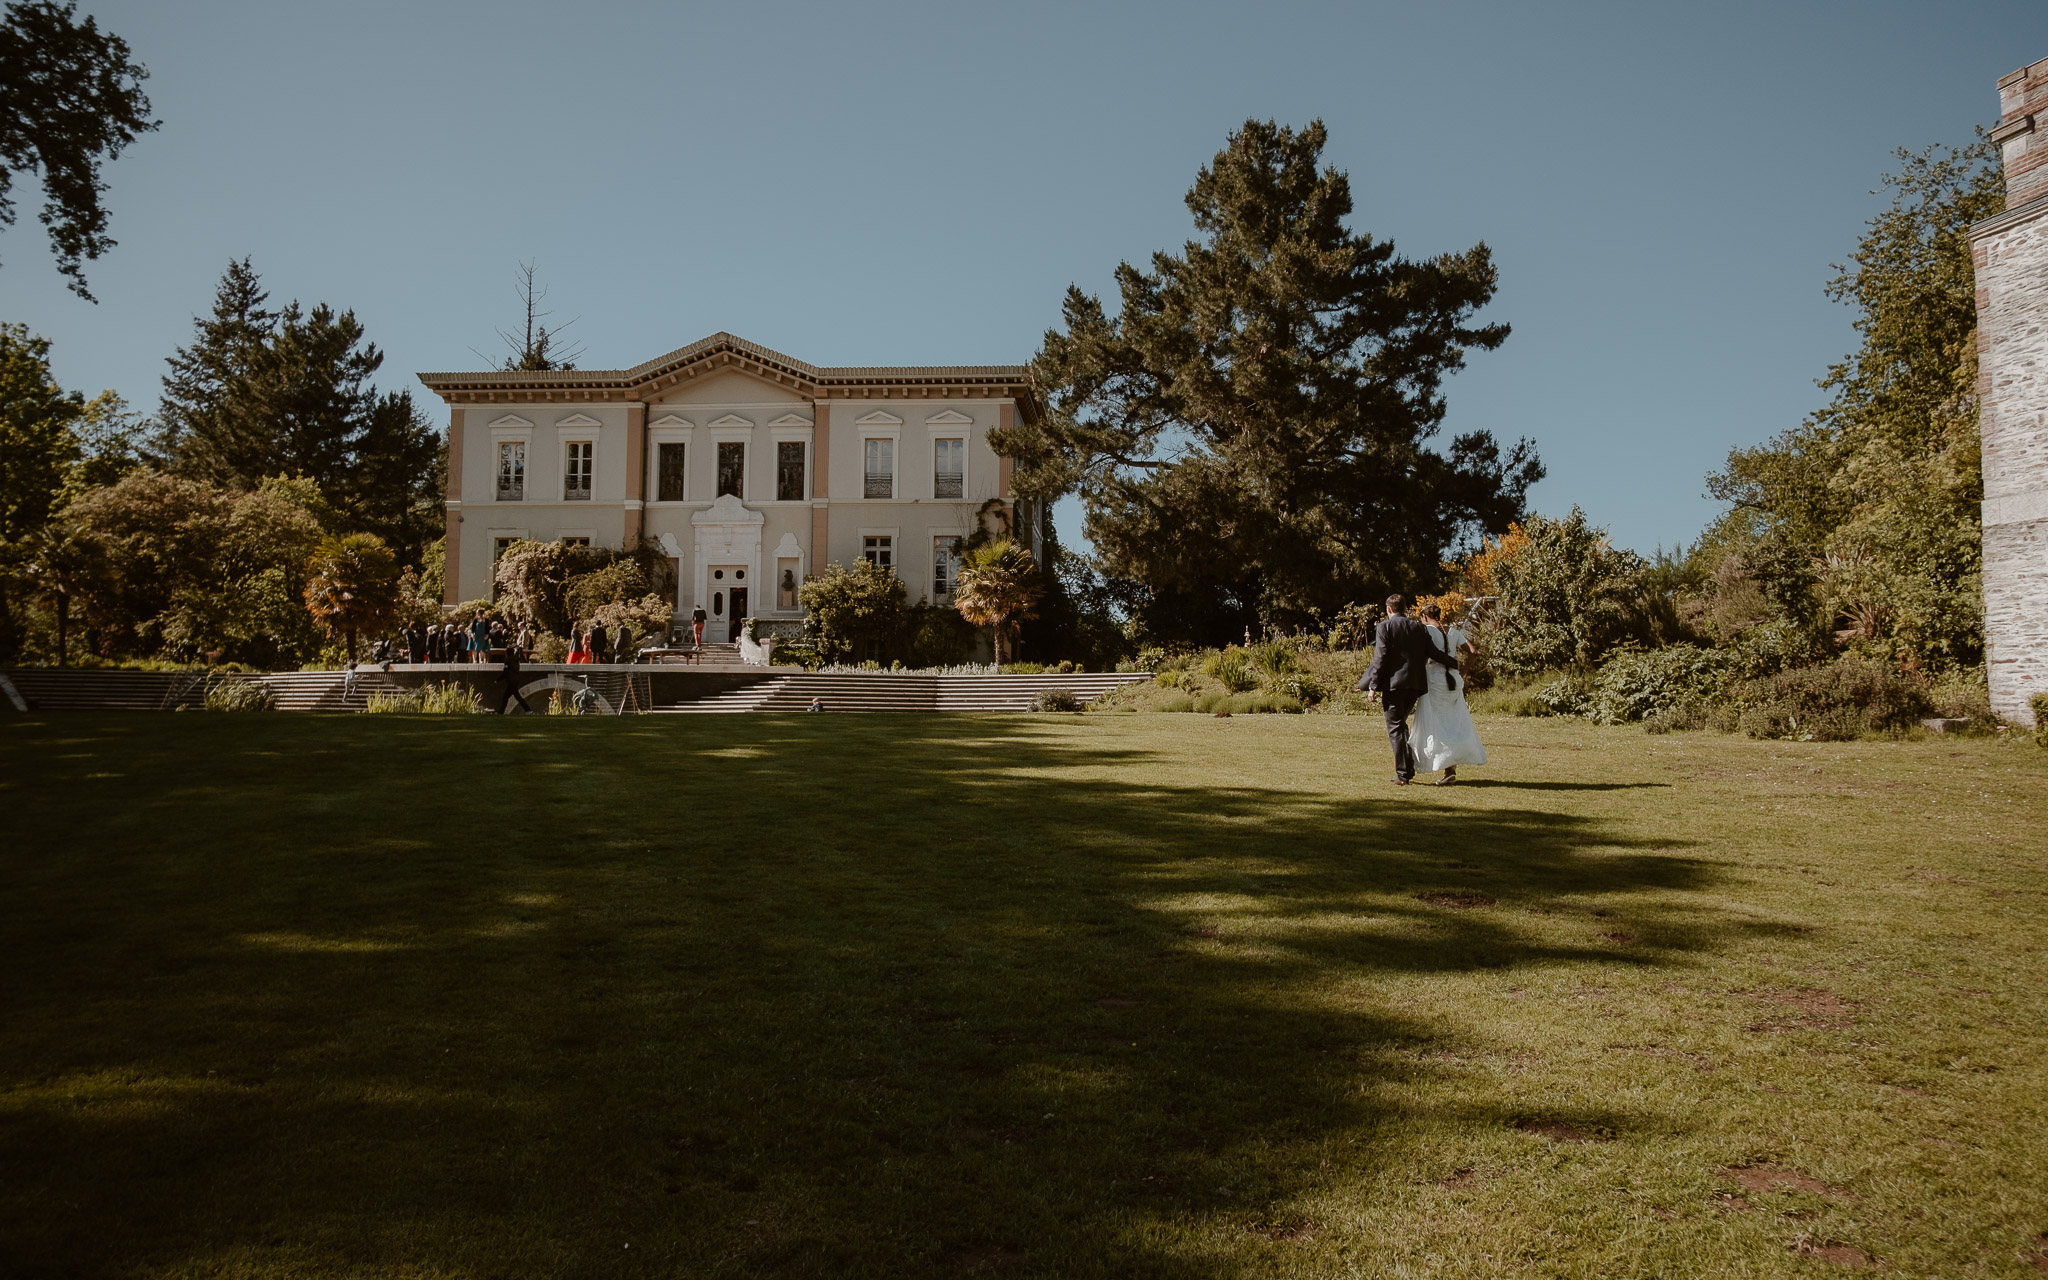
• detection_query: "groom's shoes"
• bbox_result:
[1392,777,1410,786]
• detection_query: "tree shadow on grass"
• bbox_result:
[1454,779,1673,791]
[0,714,1759,1279]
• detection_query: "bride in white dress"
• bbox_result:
[1411,603,1487,784]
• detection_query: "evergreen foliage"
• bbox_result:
[0,0,157,299]
[157,260,443,563]
[1478,508,1648,674]
[994,119,1539,639]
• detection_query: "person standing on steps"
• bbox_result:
[1358,593,1459,786]
[690,604,707,650]
[469,613,492,665]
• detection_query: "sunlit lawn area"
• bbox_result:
[2,710,2045,1278]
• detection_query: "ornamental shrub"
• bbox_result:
[2033,694,2048,748]
[1034,687,1082,712]
[1728,657,1931,741]
[1585,645,1736,724]
[1204,647,1258,692]
[204,676,274,712]
[1266,672,1326,706]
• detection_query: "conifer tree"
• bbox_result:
[995,119,1540,642]
[157,260,442,562]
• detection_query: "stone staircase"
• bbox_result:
[3,667,212,711]
[655,671,1151,714]
[258,669,413,712]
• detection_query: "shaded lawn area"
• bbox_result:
[2,712,2045,1279]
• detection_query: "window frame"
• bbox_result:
[863,436,897,501]
[494,439,527,503]
[715,439,747,500]
[859,529,898,573]
[931,435,966,501]
[562,438,594,502]
[774,438,809,503]
[931,533,961,602]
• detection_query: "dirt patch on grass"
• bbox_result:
[1791,1235,1881,1268]
[1419,891,1496,910]
[1436,1168,1480,1190]
[1745,989,1854,1031]
[1722,1165,1854,1200]
[2026,1235,2048,1271]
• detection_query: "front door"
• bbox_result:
[709,566,749,643]
[728,585,748,643]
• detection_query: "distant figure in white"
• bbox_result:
[1411,603,1486,784]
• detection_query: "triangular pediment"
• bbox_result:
[487,413,534,430]
[691,492,765,525]
[707,413,755,429]
[854,410,904,427]
[925,409,974,427]
[767,412,814,428]
[555,412,603,429]
[649,413,694,429]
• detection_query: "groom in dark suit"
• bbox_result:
[1358,594,1459,785]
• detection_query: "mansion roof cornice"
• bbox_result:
[417,331,1040,418]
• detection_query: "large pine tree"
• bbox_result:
[157,259,442,563]
[994,119,1540,641]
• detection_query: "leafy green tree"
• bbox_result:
[492,538,611,636]
[60,471,329,665]
[157,260,444,562]
[0,1,157,299]
[1706,139,2001,669]
[993,119,1539,642]
[304,533,400,662]
[798,559,907,664]
[1479,508,1646,674]
[0,322,85,658]
[953,539,1044,669]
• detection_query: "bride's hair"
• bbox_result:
[1419,603,1443,621]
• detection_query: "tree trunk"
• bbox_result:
[346,628,358,662]
[56,595,68,667]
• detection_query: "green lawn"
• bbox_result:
[2,712,2045,1279]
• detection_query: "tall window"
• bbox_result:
[776,441,806,502]
[864,438,894,499]
[933,536,960,600]
[717,441,745,498]
[564,440,592,501]
[657,442,687,502]
[495,441,525,501]
[933,438,964,499]
[862,535,893,570]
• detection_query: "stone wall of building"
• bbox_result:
[1975,56,2048,726]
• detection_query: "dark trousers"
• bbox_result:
[499,682,533,714]
[1382,689,1422,782]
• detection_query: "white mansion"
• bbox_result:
[418,333,1045,641]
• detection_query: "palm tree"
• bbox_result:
[22,522,110,666]
[304,533,401,662]
[952,538,1043,670]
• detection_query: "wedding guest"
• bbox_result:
[589,621,611,665]
[614,620,633,664]
[690,604,707,649]
[469,614,491,664]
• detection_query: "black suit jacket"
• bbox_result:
[1359,614,1458,694]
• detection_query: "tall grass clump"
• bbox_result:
[363,682,485,715]
[203,677,274,712]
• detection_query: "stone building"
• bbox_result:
[1974,56,2048,726]
[417,333,1044,642]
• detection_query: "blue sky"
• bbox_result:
[8,0,2045,555]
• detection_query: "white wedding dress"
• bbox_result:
[1413,625,1488,772]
